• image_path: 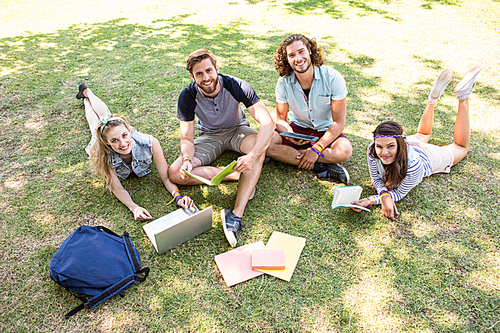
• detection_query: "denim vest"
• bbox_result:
[109,132,152,179]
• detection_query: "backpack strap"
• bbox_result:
[136,267,150,282]
[122,232,150,281]
[97,226,120,237]
[65,304,85,319]
[63,290,88,319]
[84,275,137,309]
[123,232,141,272]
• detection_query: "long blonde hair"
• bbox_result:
[90,114,133,188]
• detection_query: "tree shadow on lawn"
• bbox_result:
[0,18,499,331]
[421,0,462,10]
[285,0,400,21]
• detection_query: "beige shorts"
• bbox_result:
[194,125,257,165]
[406,136,454,174]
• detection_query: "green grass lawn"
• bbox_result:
[1,0,499,331]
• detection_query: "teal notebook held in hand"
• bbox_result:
[181,160,237,186]
[331,185,371,212]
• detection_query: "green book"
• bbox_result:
[181,160,237,186]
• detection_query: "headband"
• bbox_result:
[373,134,404,139]
[99,109,128,134]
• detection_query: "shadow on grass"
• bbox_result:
[413,55,447,71]
[285,0,399,20]
[421,0,462,9]
[0,17,499,332]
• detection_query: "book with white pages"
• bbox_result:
[279,132,319,142]
[142,205,213,254]
[181,160,237,186]
[331,185,371,212]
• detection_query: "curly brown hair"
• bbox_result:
[274,34,324,77]
[369,121,408,190]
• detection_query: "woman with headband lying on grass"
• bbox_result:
[352,65,482,220]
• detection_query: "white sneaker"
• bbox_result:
[452,65,482,100]
[428,69,453,102]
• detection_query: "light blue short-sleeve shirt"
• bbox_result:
[275,65,347,132]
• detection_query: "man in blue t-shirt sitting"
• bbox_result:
[266,34,352,184]
[168,49,274,247]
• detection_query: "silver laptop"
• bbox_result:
[142,205,212,254]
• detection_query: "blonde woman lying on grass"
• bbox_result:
[77,83,194,221]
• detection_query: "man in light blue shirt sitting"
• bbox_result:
[266,34,352,183]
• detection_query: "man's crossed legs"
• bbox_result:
[168,126,264,247]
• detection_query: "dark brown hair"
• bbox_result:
[274,34,324,77]
[186,49,217,74]
[369,121,408,190]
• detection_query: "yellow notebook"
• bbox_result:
[256,231,306,281]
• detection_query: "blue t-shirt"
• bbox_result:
[275,65,347,132]
[177,74,260,132]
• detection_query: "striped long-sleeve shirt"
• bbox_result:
[367,142,432,205]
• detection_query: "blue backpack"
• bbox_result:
[50,226,149,318]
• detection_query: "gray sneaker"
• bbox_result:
[221,209,243,247]
[317,163,350,184]
[452,65,482,99]
[429,69,453,101]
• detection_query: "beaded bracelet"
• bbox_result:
[312,144,324,154]
[311,147,325,158]
[174,194,183,204]
[314,142,325,151]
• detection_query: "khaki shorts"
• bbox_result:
[194,126,257,165]
[406,136,454,174]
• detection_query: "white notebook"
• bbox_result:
[331,186,371,212]
[142,205,213,254]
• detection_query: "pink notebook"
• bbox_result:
[251,249,285,269]
[256,231,306,281]
[214,241,265,287]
